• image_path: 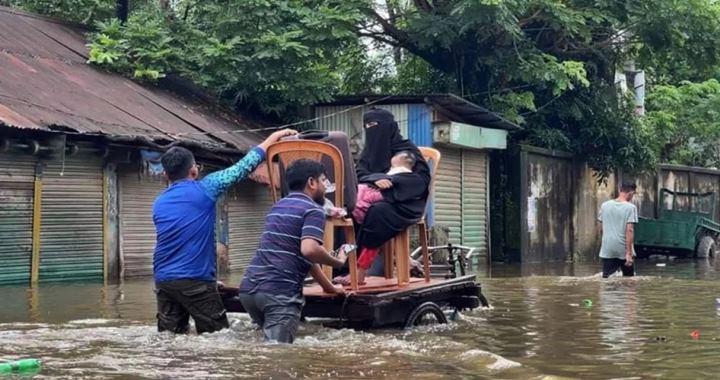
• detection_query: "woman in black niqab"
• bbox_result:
[336,107,431,285]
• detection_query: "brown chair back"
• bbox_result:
[265,140,345,207]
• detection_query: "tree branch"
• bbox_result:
[414,0,433,13]
[356,7,448,70]
[518,9,543,28]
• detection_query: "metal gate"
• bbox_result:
[0,153,37,285]
[433,147,462,244]
[119,169,166,277]
[461,150,488,254]
[39,155,104,282]
[227,181,273,270]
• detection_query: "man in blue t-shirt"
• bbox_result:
[152,128,296,334]
[239,159,346,343]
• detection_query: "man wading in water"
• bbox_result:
[152,128,297,334]
[598,181,639,278]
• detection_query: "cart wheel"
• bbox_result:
[696,235,716,259]
[404,302,448,328]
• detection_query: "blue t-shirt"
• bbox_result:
[239,192,326,297]
[153,147,265,282]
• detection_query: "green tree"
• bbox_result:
[3,0,151,24]
[85,1,362,116]
[643,79,720,168]
[351,0,720,175]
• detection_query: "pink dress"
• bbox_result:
[352,184,384,224]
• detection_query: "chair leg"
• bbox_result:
[322,221,334,280]
[383,240,394,279]
[418,221,430,283]
[344,225,359,291]
[396,229,410,286]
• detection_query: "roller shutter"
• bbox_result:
[0,153,37,285]
[461,150,488,254]
[433,147,462,244]
[119,170,166,277]
[39,156,104,282]
[227,181,273,270]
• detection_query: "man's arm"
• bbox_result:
[300,207,345,267]
[200,146,266,200]
[301,239,345,268]
[200,129,297,200]
[625,223,635,265]
[309,264,344,294]
[625,205,638,265]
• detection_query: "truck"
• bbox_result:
[635,188,720,259]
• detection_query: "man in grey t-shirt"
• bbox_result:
[598,181,639,278]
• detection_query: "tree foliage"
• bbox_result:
[643,79,720,168]
[3,0,115,24]
[84,1,362,116]
[350,0,720,175]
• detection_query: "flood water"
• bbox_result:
[3,258,720,379]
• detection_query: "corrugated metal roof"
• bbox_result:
[0,7,266,152]
[317,94,522,131]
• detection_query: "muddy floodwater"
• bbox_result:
[2,258,720,379]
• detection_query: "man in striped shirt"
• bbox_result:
[239,159,346,343]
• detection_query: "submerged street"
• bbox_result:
[3,259,720,379]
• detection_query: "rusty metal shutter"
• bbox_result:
[0,153,37,285]
[39,155,104,282]
[461,150,488,253]
[433,146,462,244]
[119,170,166,278]
[227,181,273,270]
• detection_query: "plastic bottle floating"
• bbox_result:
[0,358,41,375]
[582,299,593,308]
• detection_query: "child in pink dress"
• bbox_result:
[352,151,415,224]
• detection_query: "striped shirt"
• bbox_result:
[239,192,326,297]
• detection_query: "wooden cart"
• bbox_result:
[225,137,489,328]
[221,275,487,329]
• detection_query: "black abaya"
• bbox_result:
[355,108,431,249]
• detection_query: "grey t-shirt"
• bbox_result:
[598,200,639,259]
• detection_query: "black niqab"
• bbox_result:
[356,108,430,181]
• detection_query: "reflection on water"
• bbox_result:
[2,258,720,379]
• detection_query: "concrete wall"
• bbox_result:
[658,165,720,221]
[572,163,617,261]
[495,146,720,263]
[618,170,657,218]
[520,146,573,263]
[573,164,720,261]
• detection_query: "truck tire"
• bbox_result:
[696,235,716,259]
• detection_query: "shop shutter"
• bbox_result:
[461,150,488,254]
[433,147,462,244]
[227,181,273,270]
[39,155,104,282]
[0,153,37,285]
[119,170,166,277]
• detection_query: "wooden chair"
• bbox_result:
[265,140,359,291]
[383,147,441,286]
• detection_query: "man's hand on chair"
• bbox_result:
[258,129,298,150]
